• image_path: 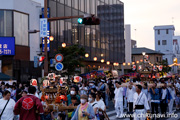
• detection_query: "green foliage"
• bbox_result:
[159,59,171,73]
[57,44,86,76]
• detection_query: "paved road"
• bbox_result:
[106,101,180,120]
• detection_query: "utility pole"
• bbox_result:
[44,0,48,76]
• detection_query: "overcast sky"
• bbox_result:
[35,0,180,50]
[121,0,180,49]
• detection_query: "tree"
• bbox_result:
[159,59,171,76]
[57,45,86,81]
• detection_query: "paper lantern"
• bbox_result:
[74,76,82,83]
[31,79,37,86]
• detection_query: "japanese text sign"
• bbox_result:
[0,37,15,55]
[40,18,48,37]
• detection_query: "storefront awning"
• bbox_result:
[0,73,14,81]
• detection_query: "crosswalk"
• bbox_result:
[106,109,180,120]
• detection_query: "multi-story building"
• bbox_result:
[125,24,131,63]
[154,25,175,65]
[131,40,137,48]
[173,36,180,73]
[0,0,42,82]
[48,0,125,72]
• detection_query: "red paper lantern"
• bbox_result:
[45,95,48,99]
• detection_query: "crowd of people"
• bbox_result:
[0,77,180,120]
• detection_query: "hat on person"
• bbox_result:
[80,94,88,100]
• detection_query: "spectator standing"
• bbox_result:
[79,83,88,95]
[88,93,98,114]
[0,90,16,120]
[16,83,23,101]
[148,83,160,117]
[14,86,44,120]
[67,85,80,106]
[160,83,171,115]
[11,86,16,101]
[71,94,95,120]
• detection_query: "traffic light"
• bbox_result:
[77,18,83,24]
[78,16,100,25]
[39,56,45,67]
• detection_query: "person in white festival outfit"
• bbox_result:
[114,81,124,118]
[0,90,15,120]
[168,84,176,114]
[133,85,150,120]
[126,82,136,120]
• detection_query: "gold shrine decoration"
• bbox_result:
[169,57,180,67]
[174,58,178,64]
[40,85,68,104]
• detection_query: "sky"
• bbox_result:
[121,0,180,50]
[35,0,180,50]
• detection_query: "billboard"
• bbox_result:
[0,37,15,55]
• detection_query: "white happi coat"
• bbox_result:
[114,87,124,116]
[126,86,136,103]
[133,92,150,120]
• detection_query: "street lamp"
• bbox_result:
[62,43,66,48]
[85,53,89,58]
[136,61,139,64]
[101,54,104,57]
[128,63,131,66]
[142,52,146,56]
[107,61,110,65]
[49,36,54,41]
[101,59,104,63]
[123,63,126,66]
[116,63,119,66]
[113,62,119,66]
[113,62,116,66]
[93,57,97,61]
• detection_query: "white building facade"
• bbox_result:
[154,25,175,66]
[0,0,42,81]
[125,24,132,63]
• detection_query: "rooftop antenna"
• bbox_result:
[134,29,137,40]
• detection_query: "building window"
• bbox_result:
[0,10,13,37]
[14,11,29,46]
[156,57,158,62]
[158,30,160,34]
[162,40,167,45]
[166,29,168,34]
[158,40,160,45]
